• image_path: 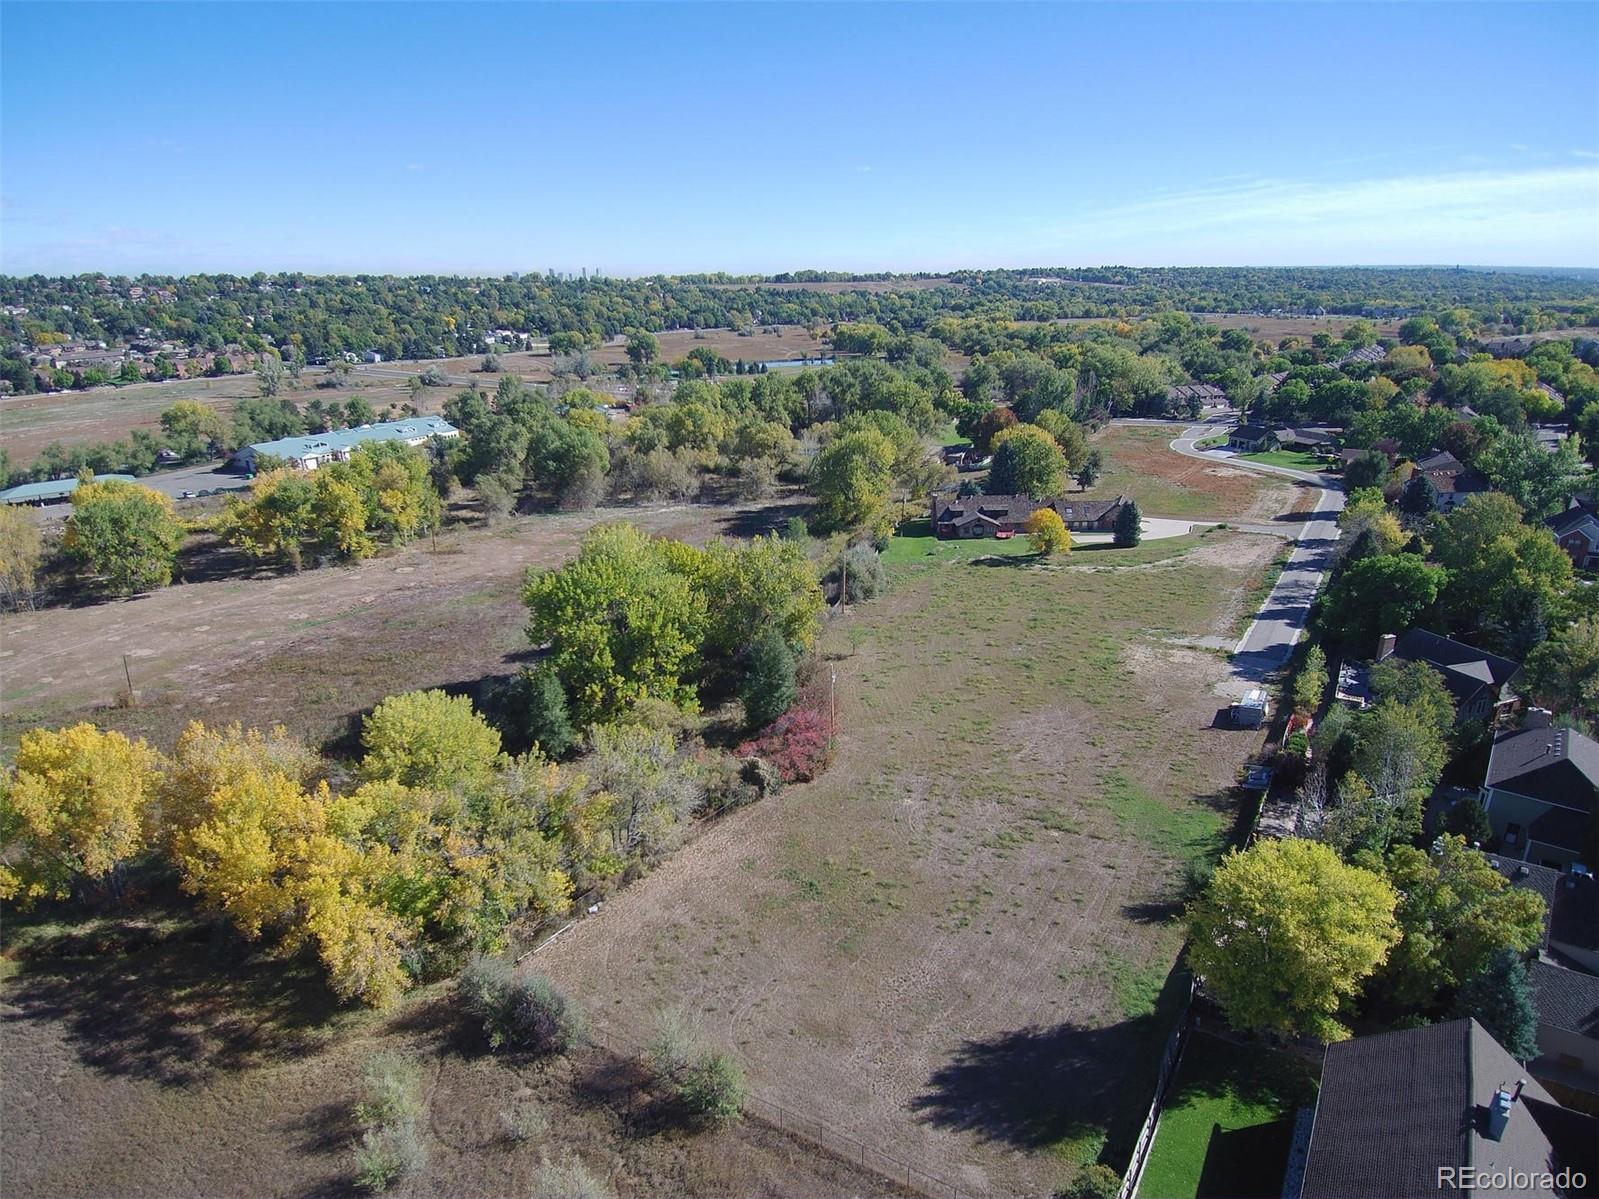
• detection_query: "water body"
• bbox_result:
[758,356,835,370]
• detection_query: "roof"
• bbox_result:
[1529,959,1599,1039]
[930,493,1130,525]
[1301,1018,1597,1199]
[239,416,458,462]
[0,473,138,504]
[1549,504,1599,539]
[1418,450,1464,474]
[1167,382,1227,402]
[1385,629,1519,711]
[1430,467,1490,496]
[1231,423,1272,441]
[1486,726,1599,815]
[1490,856,1599,953]
[1336,344,1387,367]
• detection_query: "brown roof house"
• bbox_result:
[1296,1019,1596,1199]
[929,492,1131,539]
[1376,629,1521,726]
[1478,715,1599,870]
[1417,449,1492,513]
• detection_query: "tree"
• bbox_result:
[625,330,660,367]
[1371,836,1546,1008]
[811,429,896,532]
[1520,616,1599,723]
[256,353,285,397]
[741,627,796,728]
[1024,507,1072,555]
[1320,554,1445,648]
[0,506,43,610]
[1185,838,1399,1042]
[1453,950,1539,1062]
[1477,431,1590,521]
[970,405,1018,455]
[1343,449,1389,490]
[697,535,824,660]
[63,479,185,594]
[1443,797,1494,845]
[1076,448,1103,491]
[360,689,503,793]
[523,524,706,725]
[218,469,315,568]
[1293,645,1328,715]
[513,665,576,757]
[987,424,1067,496]
[1398,473,1437,520]
[1113,499,1142,547]
[0,723,164,905]
[159,400,225,460]
[1431,493,1573,637]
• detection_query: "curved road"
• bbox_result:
[1168,423,1346,694]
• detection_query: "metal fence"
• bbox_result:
[581,1020,987,1199]
[1115,978,1196,1199]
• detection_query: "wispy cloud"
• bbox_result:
[1044,165,1599,265]
[1574,149,1599,160]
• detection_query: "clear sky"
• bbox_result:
[3,1,1597,275]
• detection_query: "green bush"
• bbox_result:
[1061,1162,1120,1199]
[740,628,796,729]
[458,956,587,1054]
[353,1052,425,1130]
[352,1119,426,1193]
[676,1051,746,1125]
[831,543,886,603]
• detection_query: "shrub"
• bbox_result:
[497,1096,548,1144]
[354,1052,425,1130]
[648,1008,697,1082]
[676,1051,746,1125]
[829,543,886,603]
[458,957,586,1054]
[735,706,833,783]
[532,1157,614,1199]
[781,515,808,542]
[352,1119,426,1193]
[1061,1163,1120,1199]
[740,628,796,729]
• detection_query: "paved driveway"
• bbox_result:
[1169,424,1346,696]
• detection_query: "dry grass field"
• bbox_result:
[1085,425,1299,523]
[533,526,1281,1197]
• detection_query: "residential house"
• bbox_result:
[1534,425,1569,454]
[1166,382,1228,410]
[1375,629,1521,726]
[1549,503,1599,571]
[1493,857,1599,1100]
[928,492,1131,539]
[230,416,459,474]
[1334,344,1387,369]
[1274,426,1338,453]
[1417,449,1491,512]
[1338,437,1400,470]
[1228,423,1272,451]
[1295,1018,1597,1199]
[1479,717,1599,870]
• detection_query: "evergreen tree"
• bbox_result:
[1453,949,1539,1062]
[1113,499,1142,547]
[741,628,796,729]
[518,665,576,758]
[1398,473,1437,520]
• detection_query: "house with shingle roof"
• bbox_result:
[1296,1018,1597,1199]
[1376,629,1521,726]
[1528,960,1599,1101]
[1548,502,1599,571]
[1415,448,1490,512]
[928,492,1131,539]
[1479,718,1599,870]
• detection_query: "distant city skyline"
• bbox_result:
[3,1,1597,275]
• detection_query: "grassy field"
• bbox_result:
[534,526,1281,1196]
[1138,1032,1318,1199]
[1237,449,1327,472]
[1087,426,1295,522]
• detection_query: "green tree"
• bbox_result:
[63,479,185,594]
[256,353,285,397]
[514,665,576,758]
[0,723,164,905]
[811,429,896,532]
[159,400,225,460]
[740,627,796,729]
[1076,448,1103,491]
[1113,498,1142,547]
[1321,554,1445,648]
[1293,645,1328,715]
[1343,449,1390,490]
[625,330,660,367]
[1477,431,1590,521]
[1186,838,1400,1041]
[522,524,706,725]
[1453,949,1539,1062]
[1520,617,1599,722]
[361,689,503,793]
[987,424,1067,496]
[1431,493,1573,635]
[1371,836,1546,1008]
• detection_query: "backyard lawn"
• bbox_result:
[1137,1031,1319,1199]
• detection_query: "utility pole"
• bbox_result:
[830,667,838,735]
[122,654,136,706]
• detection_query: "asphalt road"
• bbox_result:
[1169,423,1346,695]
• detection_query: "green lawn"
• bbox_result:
[882,519,1210,567]
[1138,1033,1318,1199]
[1237,449,1327,471]
[935,420,968,447]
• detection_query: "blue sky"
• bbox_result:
[3,1,1597,275]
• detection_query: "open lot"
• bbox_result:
[533,525,1284,1197]
[1087,425,1301,523]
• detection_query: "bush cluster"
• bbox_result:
[459,956,588,1055]
[736,706,833,783]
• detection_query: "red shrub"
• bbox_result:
[736,705,834,783]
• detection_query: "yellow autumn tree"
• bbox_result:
[1025,507,1072,555]
[160,720,321,848]
[360,689,503,793]
[0,723,164,904]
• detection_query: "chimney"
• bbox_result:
[1524,707,1554,730]
[1377,633,1397,661]
[1485,1080,1525,1141]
